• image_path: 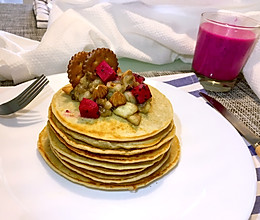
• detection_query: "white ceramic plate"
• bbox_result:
[0,73,256,220]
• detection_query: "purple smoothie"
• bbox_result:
[192,22,256,81]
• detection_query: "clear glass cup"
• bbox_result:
[192,11,260,92]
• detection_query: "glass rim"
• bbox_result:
[201,11,260,29]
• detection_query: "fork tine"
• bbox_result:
[15,74,46,101]
[18,75,48,104]
[0,75,49,115]
[18,77,49,109]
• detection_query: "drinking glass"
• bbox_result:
[192,11,260,92]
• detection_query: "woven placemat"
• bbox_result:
[140,71,260,137]
[0,3,46,41]
[208,77,260,137]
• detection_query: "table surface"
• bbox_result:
[0,3,260,219]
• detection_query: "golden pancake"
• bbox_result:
[38,127,181,191]
[47,125,165,170]
[51,85,173,141]
[51,147,145,175]
[48,121,174,164]
[65,139,172,164]
[48,120,175,162]
[49,109,175,150]
[50,119,175,156]
[51,146,170,183]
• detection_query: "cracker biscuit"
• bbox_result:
[83,48,118,74]
[67,51,89,87]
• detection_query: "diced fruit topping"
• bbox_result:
[133,73,145,84]
[131,84,152,104]
[62,84,73,95]
[138,100,151,113]
[79,98,100,118]
[121,70,136,89]
[67,49,153,125]
[113,102,138,118]
[127,113,141,126]
[95,60,117,83]
[109,91,126,107]
[124,91,137,104]
[92,84,108,100]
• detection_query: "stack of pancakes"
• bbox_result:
[38,85,180,191]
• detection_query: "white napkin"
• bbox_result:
[242,11,260,99]
[0,31,39,83]
[0,0,260,98]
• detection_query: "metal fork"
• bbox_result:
[0,74,49,115]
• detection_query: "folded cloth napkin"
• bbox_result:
[33,0,52,29]
[1,0,260,98]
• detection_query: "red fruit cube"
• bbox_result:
[95,60,117,83]
[79,98,100,119]
[133,73,145,84]
[131,84,152,104]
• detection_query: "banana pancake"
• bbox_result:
[38,127,181,191]
[51,85,173,141]
[65,138,173,164]
[50,120,175,156]
[48,122,173,163]
[47,126,165,170]
[49,109,175,150]
[51,146,170,184]
[51,146,145,175]
[49,119,175,158]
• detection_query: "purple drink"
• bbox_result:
[192,22,256,81]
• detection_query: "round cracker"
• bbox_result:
[82,48,118,74]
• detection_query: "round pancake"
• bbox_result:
[47,126,165,170]
[51,85,173,141]
[65,139,172,164]
[48,120,175,161]
[50,146,145,175]
[38,127,181,191]
[48,121,173,163]
[49,109,175,150]
[52,146,170,183]
[49,120,175,156]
